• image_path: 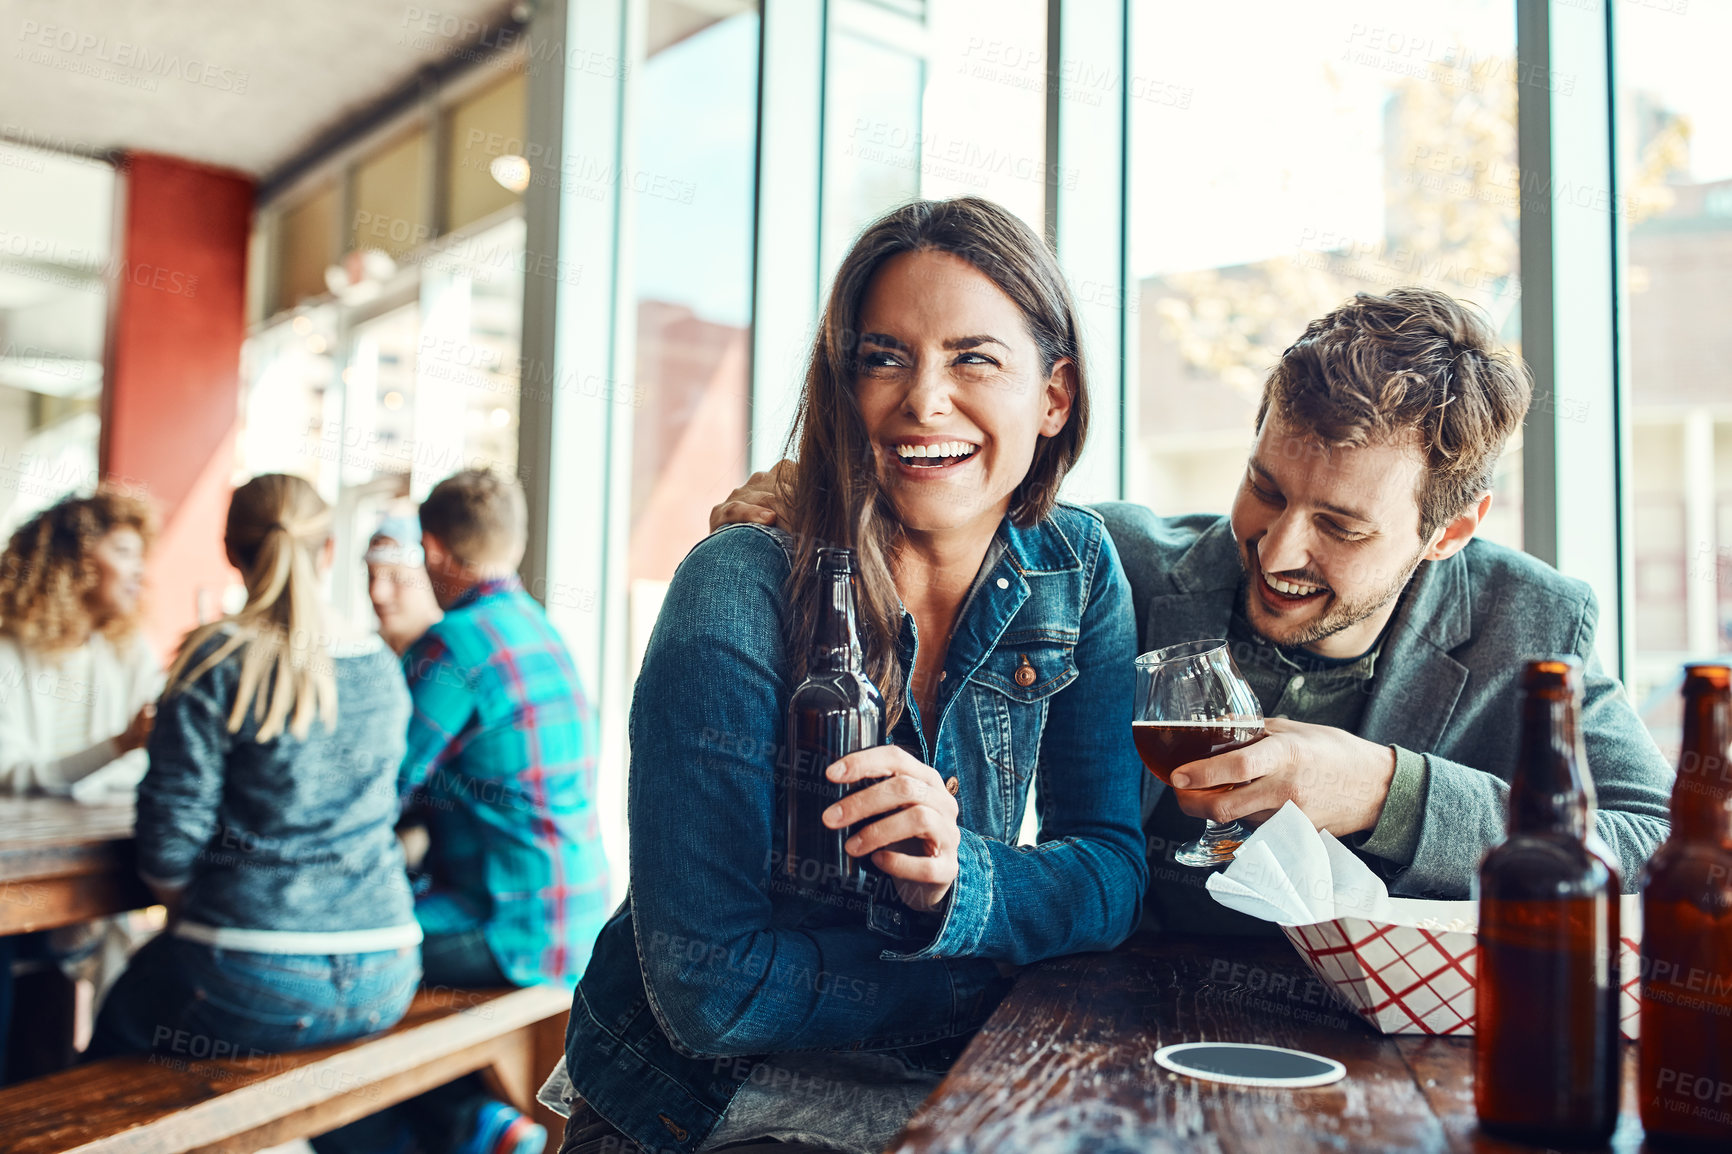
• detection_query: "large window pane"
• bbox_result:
[239,305,339,496]
[238,303,342,618]
[278,181,338,310]
[430,217,525,480]
[626,0,760,643]
[447,70,528,232]
[1128,1,1522,548]
[824,27,924,277]
[1617,2,1732,748]
[922,0,1048,233]
[240,216,527,628]
[0,143,113,531]
[330,303,421,625]
[352,127,432,257]
[822,0,1050,279]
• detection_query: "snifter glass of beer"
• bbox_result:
[1133,639,1266,867]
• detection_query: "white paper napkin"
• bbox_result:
[1204,801,1395,926]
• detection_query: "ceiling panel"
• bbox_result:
[0,0,513,176]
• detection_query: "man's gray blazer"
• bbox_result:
[1095,503,1673,897]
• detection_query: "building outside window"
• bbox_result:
[1127,0,1523,550]
[1617,1,1732,750]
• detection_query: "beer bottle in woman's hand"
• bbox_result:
[1475,657,1621,1145]
[784,547,885,908]
[1638,663,1732,1146]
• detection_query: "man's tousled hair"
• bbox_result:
[419,469,528,567]
[1256,287,1533,538]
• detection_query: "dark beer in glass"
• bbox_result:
[1475,657,1621,1145]
[1639,663,1732,1147]
[1132,721,1266,789]
[783,547,884,904]
[1132,640,1265,866]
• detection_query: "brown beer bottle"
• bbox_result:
[1476,656,1622,1145]
[1639,663,1732,1148]
[783,547,884,906]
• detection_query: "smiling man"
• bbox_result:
[1101,286,1672,931]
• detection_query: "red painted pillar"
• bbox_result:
[101,153,254,659]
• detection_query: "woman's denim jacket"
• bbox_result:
[136,632,417,938]
[563,503,1147,1153]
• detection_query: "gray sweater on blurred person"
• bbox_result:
[1097,505,1673,932]
[135,630,421,952]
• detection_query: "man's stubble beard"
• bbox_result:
[1238,540,1428,651]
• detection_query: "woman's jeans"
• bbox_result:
[310,927,512,1154]
[87,933,420,1061]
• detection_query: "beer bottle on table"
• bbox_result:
[1475,656,1622,1145]
[783,547,885,908]
[1639,663,1732,1148]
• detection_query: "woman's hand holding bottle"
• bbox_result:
[821,746,961,913]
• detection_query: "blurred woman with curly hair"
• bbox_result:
[0,488,164,796]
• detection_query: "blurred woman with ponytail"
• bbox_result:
[88,474,422,1059]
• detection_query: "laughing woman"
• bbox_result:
[543,197,1147,1154]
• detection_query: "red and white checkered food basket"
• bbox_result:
[1280,894,1643,1039]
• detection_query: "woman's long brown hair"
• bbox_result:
[778,197,1090,728]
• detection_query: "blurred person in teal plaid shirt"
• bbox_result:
[315,469,609,1154]
[402,470,611,991]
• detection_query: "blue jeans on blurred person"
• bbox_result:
[87,933,420,1061]
[312,928,535,1154]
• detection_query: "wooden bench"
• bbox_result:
[0,984,571,1154]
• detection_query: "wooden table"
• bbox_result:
[0,797,152,935]
[890,933,1649,1153]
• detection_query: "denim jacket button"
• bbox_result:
[945,776,960,796]
[995,577,1010,590]
[1014,655,1037,687]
